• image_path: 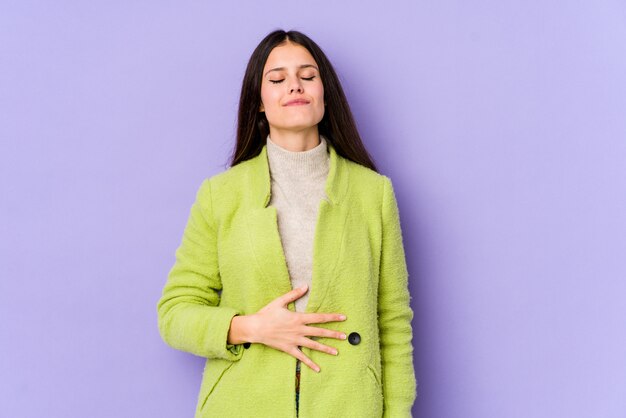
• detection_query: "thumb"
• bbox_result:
[281,284,308,306]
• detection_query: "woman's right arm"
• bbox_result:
[157,179,245,361]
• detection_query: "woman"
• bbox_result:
[157,29,416,417]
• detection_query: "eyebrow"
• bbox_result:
[264,64,319,77]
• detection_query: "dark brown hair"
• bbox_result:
[229,29,378,172]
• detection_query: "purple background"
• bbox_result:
[2,1,625,417]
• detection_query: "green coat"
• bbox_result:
[157,141,416,417]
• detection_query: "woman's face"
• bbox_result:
[260,41,325,136]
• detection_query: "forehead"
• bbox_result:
[263,42,317,70]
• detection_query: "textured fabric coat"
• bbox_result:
[157,141,416,417]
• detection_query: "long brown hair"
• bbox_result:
[229,29,378,172]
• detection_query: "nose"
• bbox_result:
[289,78,303,94]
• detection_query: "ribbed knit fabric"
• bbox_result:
[266,134,330,315]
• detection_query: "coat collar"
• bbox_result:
[245,137,350,208]
[242,137,351,313]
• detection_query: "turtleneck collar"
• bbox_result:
[266,134,330,178]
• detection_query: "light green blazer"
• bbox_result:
[157,141,416,417]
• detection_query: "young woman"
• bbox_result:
[157,29,416,417]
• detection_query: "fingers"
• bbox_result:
[289,337,341,372]
[288,347,320,373]
[300,337,340,357]
[304,326,347,341]
[301,312,347,325]
[275,284,309,307]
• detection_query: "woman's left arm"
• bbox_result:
[378,176,417,417]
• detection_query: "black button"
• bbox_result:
[348,332,361,345]
[243,342,251,349]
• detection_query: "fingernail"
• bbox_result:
[315,367,320,373]
[339,315,346,320]
[340,334,346,340]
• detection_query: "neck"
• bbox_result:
[267,126,320,152]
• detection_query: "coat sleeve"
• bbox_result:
[378,176,417,417]
[157,178,245,361]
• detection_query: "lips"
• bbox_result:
[284,99,310,106]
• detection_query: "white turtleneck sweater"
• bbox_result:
[265,134,330,314]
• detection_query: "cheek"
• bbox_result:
[260,85,270,104]
[315,85,325,112]
[314,85,325,110]
[260,87,280,122]
[315,83,324,99]
[262,90,283,112]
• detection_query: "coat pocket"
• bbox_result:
[367,364,382,388]
[198,360,236,413]
[365,364,384,417]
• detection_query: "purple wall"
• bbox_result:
[2,1,625,417]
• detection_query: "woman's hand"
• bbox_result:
[227,284,347,372]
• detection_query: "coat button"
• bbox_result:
[348,332,361,345]
[243,342,251,349]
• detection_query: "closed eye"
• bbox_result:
[269,76,316,84]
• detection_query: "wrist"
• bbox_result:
[228,314,255,345]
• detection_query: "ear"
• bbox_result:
[259,102,265,112]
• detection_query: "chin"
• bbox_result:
[272,120,323,132]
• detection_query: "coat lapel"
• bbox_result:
[243,139,350,313]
